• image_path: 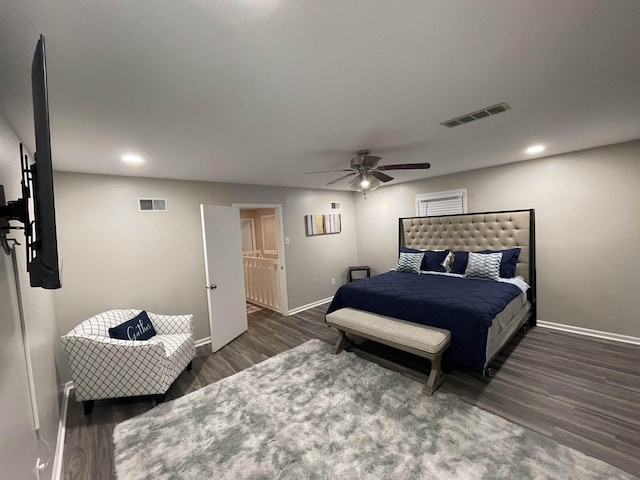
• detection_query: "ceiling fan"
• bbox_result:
[305,150,431,191]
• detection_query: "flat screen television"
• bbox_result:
[0,34,61,289]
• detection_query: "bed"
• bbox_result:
[326,209,536,375]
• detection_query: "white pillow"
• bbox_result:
[441,251,454,272]
[465,252,502,280]
[395,252,425,274]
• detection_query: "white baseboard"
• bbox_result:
[52,381,73,480]
[195,336,211,348]
[538,320,640,346]
[288,296,333,316]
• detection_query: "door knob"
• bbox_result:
[207,284,217,290]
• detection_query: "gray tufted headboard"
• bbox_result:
[399,209,536,315]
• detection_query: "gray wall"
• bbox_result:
[0,112,60,480]
[53,173,358,375]
[354,140,640,337]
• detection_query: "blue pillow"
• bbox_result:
[108,311,157,341]
[491,248,521,278]
[450,251,469,275]
[400,246,450,273]
[450,248,521,278]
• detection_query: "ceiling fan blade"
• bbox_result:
[326,172,357,185]
[305,169,353,174]
[371,171,394,182]
[377,162,431,171]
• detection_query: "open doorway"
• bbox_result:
[234,204,288,316]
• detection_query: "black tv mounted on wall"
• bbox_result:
[0,35,61,289]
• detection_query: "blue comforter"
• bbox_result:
[326,271,522,372]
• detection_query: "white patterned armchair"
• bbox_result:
[61,309,196,414]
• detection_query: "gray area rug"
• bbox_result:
[114,339,635,479]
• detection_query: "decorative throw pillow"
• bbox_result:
[399,246,450,273]
[395,251,425,274]
[450,248,521,278]
[465,252,503,280]
[108,311,157,341]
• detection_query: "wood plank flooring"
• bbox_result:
[62,307,640,479]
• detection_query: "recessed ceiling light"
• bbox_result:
[525,145,546,155]
[121,154,144,164]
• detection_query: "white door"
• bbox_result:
[200,205,248,352]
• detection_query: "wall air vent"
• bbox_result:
[440,102,511,128]
[138,198,167,212]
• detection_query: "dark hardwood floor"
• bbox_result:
[62,306,640,479]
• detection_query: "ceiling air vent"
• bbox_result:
[139,198,167,212]
[440,102,511,128]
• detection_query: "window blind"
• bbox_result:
[417,195,464,217]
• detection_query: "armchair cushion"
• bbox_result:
[108,311,157,341]
[62,309,196,402]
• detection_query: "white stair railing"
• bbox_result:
[243,256,280,311]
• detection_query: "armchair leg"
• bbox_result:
[186,361,193,371]
[83,400,95,415]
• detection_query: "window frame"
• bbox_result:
[261,214,278,255]
[414,188,468,217]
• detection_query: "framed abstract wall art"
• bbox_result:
[305,213,341,236]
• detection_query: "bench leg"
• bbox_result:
[333,330,350,354]
[423,352,447,396]
[82,400,95,415]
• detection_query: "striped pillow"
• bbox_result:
[395,252,425,274]
[465,252,502,280]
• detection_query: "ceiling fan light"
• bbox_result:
[349,173,380,192]
[367,175,380,190]
[349,176,363,192]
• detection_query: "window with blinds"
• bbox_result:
[415,189,467,217]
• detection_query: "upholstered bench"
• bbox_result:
[325,308,451,395]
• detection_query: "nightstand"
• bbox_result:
[348,265,371,282]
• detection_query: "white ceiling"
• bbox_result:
[1,0,639,190]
